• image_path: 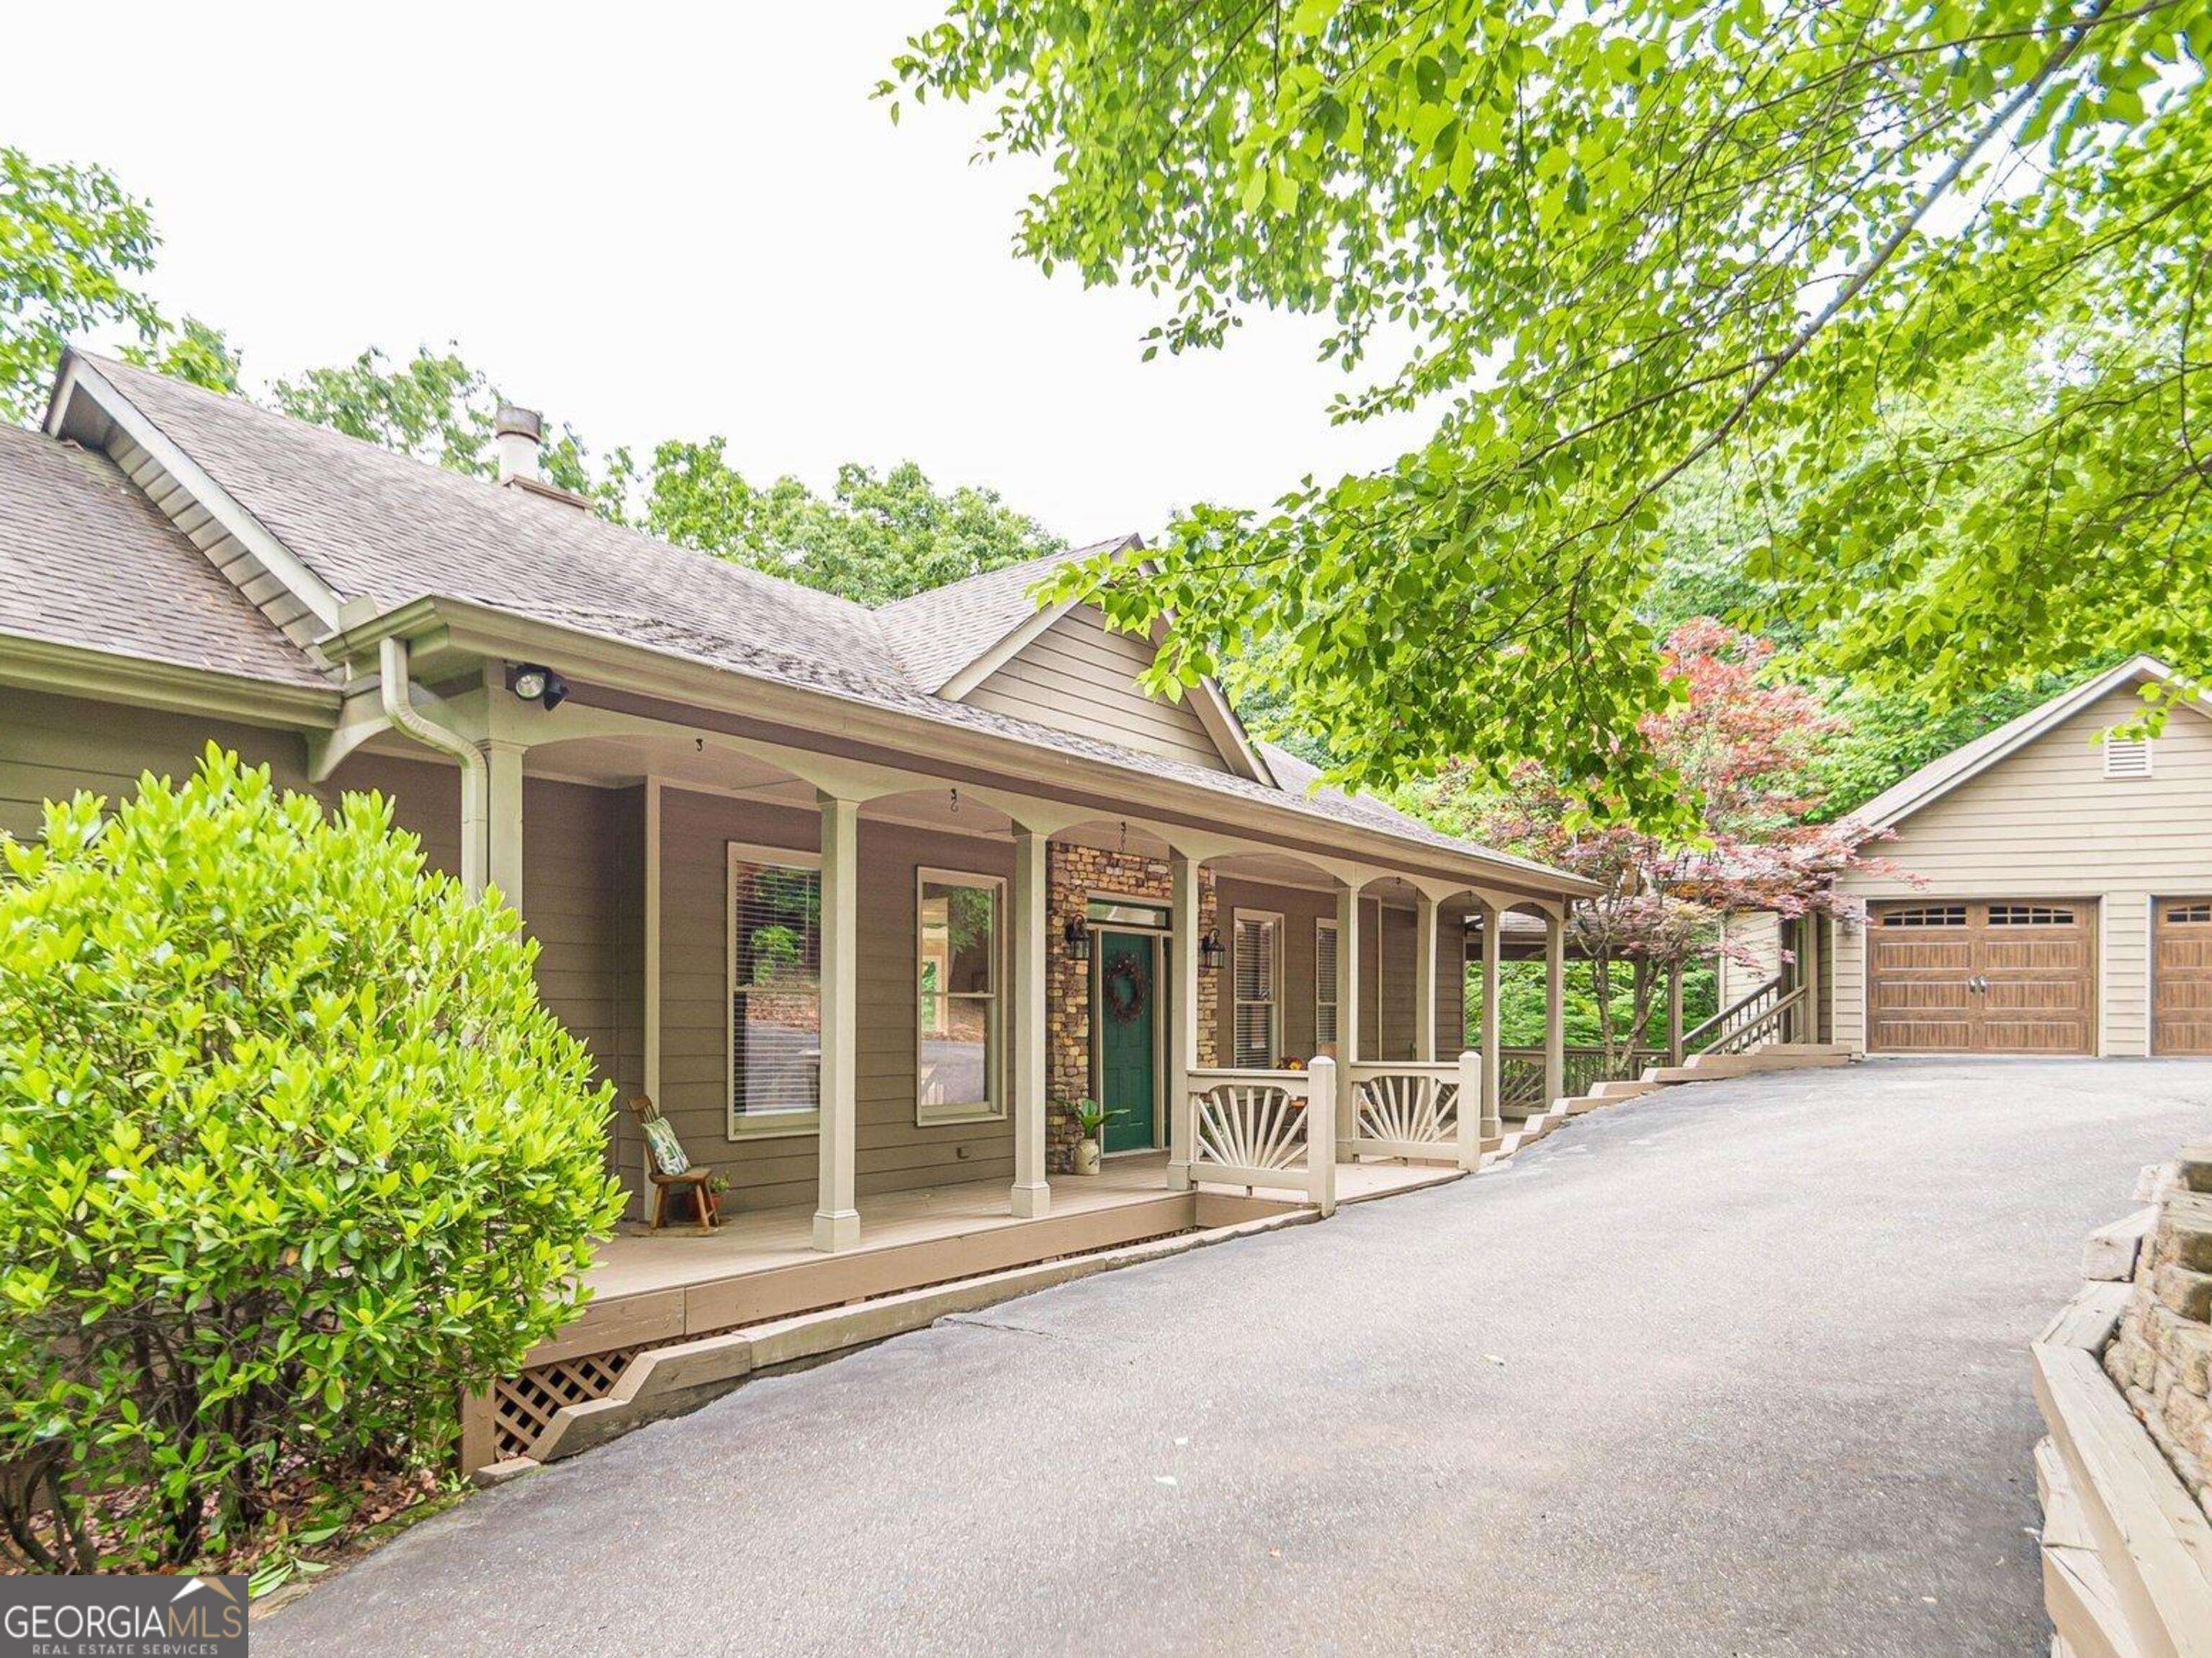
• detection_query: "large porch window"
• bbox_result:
[727,843,823,1137]
[917,870,1004,1126]
[1232,909,1282,1068]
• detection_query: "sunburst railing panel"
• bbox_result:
[1346,1058,1480,1168]
[1184,1059,1336,1214]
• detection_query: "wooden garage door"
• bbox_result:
[2154,899,2212,1055]
[1868,901,2095,1054]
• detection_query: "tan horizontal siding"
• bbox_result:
[1832,923,1867,1056]
[1835,687,2212,1055]
[1437,900,1473,1056]
[653,784,1021,1209]
[1208,879,1452,1064]
[0,688,457,857]
[964,604,1230,772]
[1213,877,1334,1064]
[0,687,644,1188]
[2103,892,2149,1057]
[1719,913,1782,1010]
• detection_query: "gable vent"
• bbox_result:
[2104,733,2154,779]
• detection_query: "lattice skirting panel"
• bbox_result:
[492,1348,639,1462]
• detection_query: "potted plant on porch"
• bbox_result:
[1066,1096,1107,1175]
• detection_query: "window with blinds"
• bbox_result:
[917,871,1004,1124]
[1233,910,1282,1068]
[727,845,822,1133]
[1315,919,1340,1051]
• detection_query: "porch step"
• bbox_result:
[1738,1047,1851,1072]
[1590,1078,1658,1101]
[1683,1052,1758,1077]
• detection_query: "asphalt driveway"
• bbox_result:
[264,1059,2211,1657]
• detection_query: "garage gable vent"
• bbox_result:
[2103,732,2154,779]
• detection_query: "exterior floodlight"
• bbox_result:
[511,663,568,710]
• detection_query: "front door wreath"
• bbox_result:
[1103,951,1149,1023]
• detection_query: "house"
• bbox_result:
[3,353,1601,1463]
[1725,656,2212,1059]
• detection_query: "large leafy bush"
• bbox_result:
[0,748,624,1569]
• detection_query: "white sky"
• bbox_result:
[6,1,1429,543]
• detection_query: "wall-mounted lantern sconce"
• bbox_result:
[1062,917,1092,963]
[1198,928,1226,972]
[510,663,569,710]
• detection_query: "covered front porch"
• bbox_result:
[433,676,1599,1471]
[494,695,1591,1247]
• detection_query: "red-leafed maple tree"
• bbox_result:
[1413,620,1899,1069]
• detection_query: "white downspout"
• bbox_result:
[379,635,489,895]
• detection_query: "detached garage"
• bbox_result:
[1823,656,2212,1059]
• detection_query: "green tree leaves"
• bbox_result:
[264,351,1063,605]
[893,0,2212,825]
[0,749,625,1569]
[268,346,612,503]
[639,446,1063,604]
[0,148,162,421]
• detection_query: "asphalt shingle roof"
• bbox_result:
[0,421,325,689]
[875,538,1126,691]
[31,358,1579,887]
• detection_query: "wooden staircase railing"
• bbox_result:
[1498,1045,1666,1111]
[1681,974,1807,1058]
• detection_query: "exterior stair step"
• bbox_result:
[1683,1052,1756,1075]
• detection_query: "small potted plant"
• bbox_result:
[1067,1097,1107,1175]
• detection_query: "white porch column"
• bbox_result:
[1543,908,1567,1106]
[482,738,526,910]
[1166,851,1201,1191]
[812,793,861,1253]
[1415,892,1439,1063]
[1334,881,1362,1156]
[1456,1047,1481,1169]
[1305,1054,1338,1216]
[1478,899,1503,1137]
[1010,828,1051,1218]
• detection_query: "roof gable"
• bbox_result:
[953,600,1235,776]
[1848,656,2211,831]
[878,543,1273,784]
[0,421,325,693]
[875,539,1125,694]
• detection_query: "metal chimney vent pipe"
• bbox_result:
[493,404,544,485]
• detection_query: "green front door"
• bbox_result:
[1097,931,1159,1153]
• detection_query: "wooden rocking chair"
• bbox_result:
[627,1095,720,1233]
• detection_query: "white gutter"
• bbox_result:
[379,636,488,895]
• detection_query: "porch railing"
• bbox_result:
[1186,1057,1336,1216]
[1681,974,1805,1058]
[1498,1045,1666,1111]
[1344,1057,1484,1170]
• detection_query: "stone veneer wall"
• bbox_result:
[2103,1142,2212,1515]
[1046,844,1218,1173]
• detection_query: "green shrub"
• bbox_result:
[0,748,624,1569]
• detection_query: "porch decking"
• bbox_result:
[539,1152,1460,1368]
